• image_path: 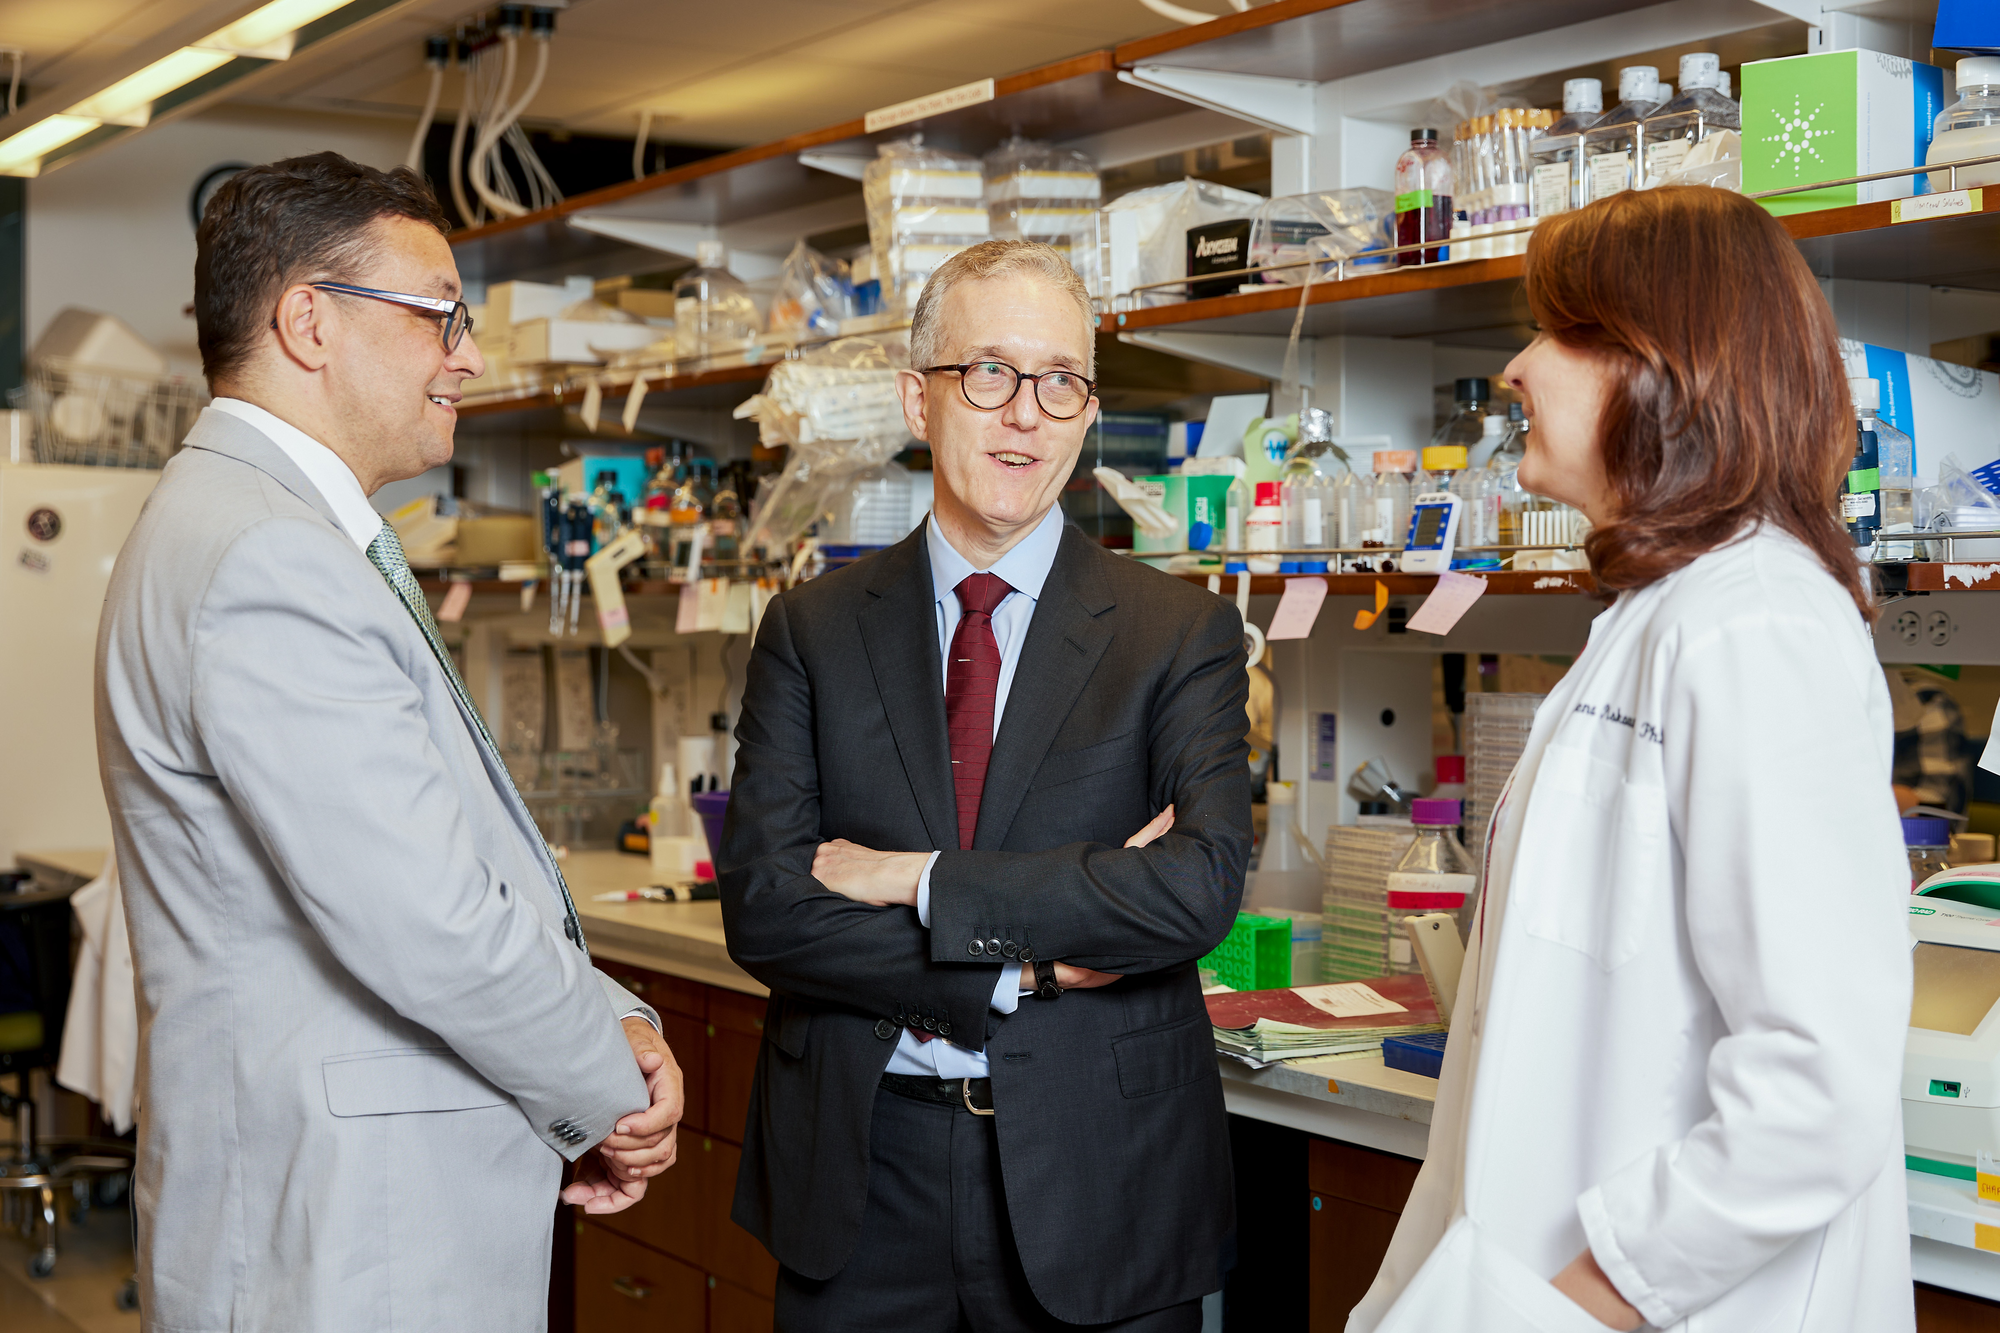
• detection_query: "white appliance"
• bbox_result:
[0,461,158,870]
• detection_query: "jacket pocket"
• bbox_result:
[322,1047,508,1117]
[1029,730,1139,793]
[767,996,810,1059]
[1112,1012,1213,1098]
[1375,1216,1613,1333]
[1510,742,1670,972]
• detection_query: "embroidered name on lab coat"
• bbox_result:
[1571,701,1665,745]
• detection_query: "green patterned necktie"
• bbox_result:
[366,520,586,953]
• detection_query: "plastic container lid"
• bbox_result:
[1410,127,1439,142]
[1849,376,1880,411]
[696,240,728,268]
[1454,377,1490,403]
[1435,755,1466,784]
[1255,481,1282,505]
[1959,56,2000,88]
[1422,445,1468,472]
[1267,779,1296,805]
[1617,66,1660,101]
[1410,798,1462,826]
[1374,450,1418,473]
[1563,78,1603,115]
[1903,816,1952,848]
[1678,53,1720,89]
[1655,83,1673,100]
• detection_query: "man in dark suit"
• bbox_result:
[720,239,1250,1331]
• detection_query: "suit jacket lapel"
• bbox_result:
[858,529,958,851]
[975,528,1116,850]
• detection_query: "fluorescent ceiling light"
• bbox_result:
[69,48,234,126]
[0,115,101,176]
[202,0,355,60]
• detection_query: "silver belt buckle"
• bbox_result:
[961,1078,995,1117]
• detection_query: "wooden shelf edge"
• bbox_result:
[1114,0,1359,66]
[1902,563,2000,593]
[1172,569,1598,595]
[1100,253,1526,333]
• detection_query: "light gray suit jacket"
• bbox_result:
[96,408,657,1333]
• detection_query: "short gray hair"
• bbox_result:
[907,240,1096,376]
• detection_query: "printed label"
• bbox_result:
[1645,137,1690,183]
[1979,1150,2000,1203]
[1532,161,1571,217]
[865,77,995,133]
[1386,871,1474,911]
[1303,497,1324,546]
[1394,189,1435,213]
[1588,151,1632,202]
[1841,491,1878,519]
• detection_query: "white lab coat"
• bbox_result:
[55,855,137,1133]
[1350,527,1914,1333]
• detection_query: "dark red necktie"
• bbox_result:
[946,572,1012,851]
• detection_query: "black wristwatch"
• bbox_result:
[1033,957,1062,1002]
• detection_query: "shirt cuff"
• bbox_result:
[620,1007,660,1033]
[990,963,1023,1015]
[916,850,942,928]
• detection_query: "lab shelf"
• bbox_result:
[457,360,772,419]
[1179,569,1598,595]
[1112,0,1662,83]
[448,51,1192,287]
[1905,563,2000,593]
[1103,192,2000,348]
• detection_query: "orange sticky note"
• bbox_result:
[1353,580,1390,629]
[436,581,472,623]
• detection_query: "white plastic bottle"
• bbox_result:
[1929,57,2000,193]
[1247,481,1285,573]
[1371,451,1416,548]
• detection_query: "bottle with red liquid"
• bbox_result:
[1394,128,1454,266]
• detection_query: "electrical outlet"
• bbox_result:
[1893,610,1921,645]
[1926,610,1955,648]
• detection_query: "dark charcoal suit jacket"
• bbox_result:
[719,519,1251,1324]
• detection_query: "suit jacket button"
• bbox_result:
[1018,946,1034,963]
[923,1017,938,1032]
[874,1018,896,1040]
[1001,940,1019,958]
[938,1023,952,1037]
[968,939,985,957]
[985,938,1002,956]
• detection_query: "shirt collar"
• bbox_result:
[927,502,1066,607]
[208,397,382,553]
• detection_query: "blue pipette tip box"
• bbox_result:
[1382,1032,1448,1079]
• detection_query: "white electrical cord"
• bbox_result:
[472,33,551,221]
[1138,0,1225,24]
[468,32,519,219]
[4,50,21,115]
[633,108,652,181]
[448,49,476,224]
[405,62,443,173]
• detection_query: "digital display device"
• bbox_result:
[1401,492,1462,573]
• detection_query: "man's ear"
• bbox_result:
[270,284,333,373]
[894,367,932,443]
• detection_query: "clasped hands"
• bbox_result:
[811,805,1176,992]
[560,1016,686,1214]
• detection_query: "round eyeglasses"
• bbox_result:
[922,360,1096,421]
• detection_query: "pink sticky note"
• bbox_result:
[1407,570,1488,635]
[675,582,701,634]
[1265,576,1329,640]
[436,581,472,623]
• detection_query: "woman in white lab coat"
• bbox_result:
[1349,186,1913,1332]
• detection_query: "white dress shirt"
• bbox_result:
[884,502,1067,1079]
[209,399,383,551]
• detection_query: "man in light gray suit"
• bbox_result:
[95,153,683,1332]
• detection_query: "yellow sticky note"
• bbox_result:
[1978,1150,2000,1203]
[1977,1223,2000,1254]
[1353,580,1390,630]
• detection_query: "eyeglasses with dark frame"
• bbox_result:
[922,360,1096,421]
[294,281,475,352]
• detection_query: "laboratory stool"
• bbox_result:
[0,883,135,1281]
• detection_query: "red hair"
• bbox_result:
[1523,186,1870,618]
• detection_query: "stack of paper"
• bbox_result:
[1206,974,1445,1068]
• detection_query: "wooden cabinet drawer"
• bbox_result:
[1307,1138,1420,1212]
[703,1138,778,1297]
[708,1276,775,1333]
[1306,1139,1420,1333]
[583,1132,707,1268]
[707,987,767,1037]
[599,959,708,1021]
[706,1027,759,1145]
[575,1219,705,1333]
[662,1011,709,1137]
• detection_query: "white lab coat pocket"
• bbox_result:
[1509,742,1669,972]
[1372,1216,1614,1333]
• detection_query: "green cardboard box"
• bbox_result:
[1741,49,1945,215]
[1133,473,1232,566]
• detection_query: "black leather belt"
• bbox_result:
[880,1073,995,1116]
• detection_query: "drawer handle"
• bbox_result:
[618,977,650,995]
[612,1276,653,1301]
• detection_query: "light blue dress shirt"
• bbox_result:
[883,502,1067,1079]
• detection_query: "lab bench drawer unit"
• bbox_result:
[574,960,778,1333]
[1308,1138,1421,1331]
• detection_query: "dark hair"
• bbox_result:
[1522,186,1870,619]
[193,151,451,385]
